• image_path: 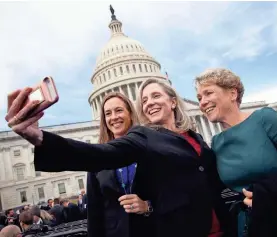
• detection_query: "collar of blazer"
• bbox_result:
[149,126,206,157]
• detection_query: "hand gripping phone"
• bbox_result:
[25,76,59,119]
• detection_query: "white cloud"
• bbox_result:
[243,84,277,103]
[0,2,110,109]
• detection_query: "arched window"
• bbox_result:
[126,65,130,73]
[120,67,123,75]
[103,73,106,82]
[133,64,136,73]
[108,70,111,79]
[139,64,142,72]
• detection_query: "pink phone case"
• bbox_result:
[25,76,59,119]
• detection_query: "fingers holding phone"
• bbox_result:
[5,89,44,146]
[6,88,32,120]
[6,88,36,126]
[5,77,59,146]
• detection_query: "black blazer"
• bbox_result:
[35,126,231,237]
[247,172,277,237]
[63,203,83,223]
[81,193,87,209]
[86,170,154,237]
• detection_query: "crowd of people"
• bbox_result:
[3,68,277,237]
[0,193,87,237]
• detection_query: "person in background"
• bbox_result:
[85,92,154,237]
[77,194,83,209]
[196,68,277,237]
[49,198,64,225]
[0,214,6,231]
[30,206,42,225]
[80,189,87,211]
[45,199,53,211]
[0,225,21,237]
[4,210,19,227]
[39,210,54,226]
[19,211,39,236]
[60,199,82,222]
[6,78,230,237]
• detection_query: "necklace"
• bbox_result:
[118,163,137,194]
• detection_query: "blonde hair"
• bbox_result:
[40,210,53,221]
[136,78,191,131]
[99,92,139,144]
[195,68,245,104]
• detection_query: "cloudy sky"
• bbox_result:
[1,1,277,131]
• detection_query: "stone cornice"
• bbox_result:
[0,124,100,142]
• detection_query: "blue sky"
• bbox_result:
[1,1,277,131]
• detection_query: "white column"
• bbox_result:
[208,121,216,135]
[23,146,32,177]
[135,82,139,91]
[127,84,133,101]
[0,149,6,181]
[216,123,222,132]
[191,116,199,133]
[119,86,123,94]
[96,98,101,118]
[200,116,210,142]
[3,148,13,181]
[92,100,96,119]
[99,94,103,105]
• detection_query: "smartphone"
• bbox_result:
[24,76,59,119]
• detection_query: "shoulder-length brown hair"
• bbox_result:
[99,92,139,144]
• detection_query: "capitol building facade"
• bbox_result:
[0,9,276,211]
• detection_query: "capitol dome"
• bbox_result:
[89,6,168,119]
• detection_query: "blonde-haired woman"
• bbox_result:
[86,92,154,237]
[40,209,54,226]
[6,78,230,237]
[196,68,277,237]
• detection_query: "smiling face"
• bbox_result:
[197,83,237,123]
[104,97,132,139]
[141,83,176,127]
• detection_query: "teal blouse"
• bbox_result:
[212,107,277,236]
[212,107,277,193]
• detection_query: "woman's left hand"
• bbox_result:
[118,194,148,214]
[243,188,253,207]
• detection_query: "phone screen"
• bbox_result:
[29,88,44,104]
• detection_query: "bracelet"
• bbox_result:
[143,200,153,217]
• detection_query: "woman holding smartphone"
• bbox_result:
[6,78,230,237]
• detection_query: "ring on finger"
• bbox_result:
[130,204,134,210]
[14,115,22,124]
[8,115,20,128]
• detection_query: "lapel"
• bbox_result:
[155,127,206,160]
[97,170,121,193]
